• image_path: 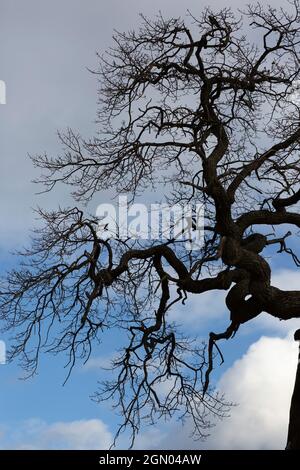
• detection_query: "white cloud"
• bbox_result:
[212,335,297,449]
[168,289,227,326]
[1,418,112,450]
[0,333,298,450]
[133,428,167,450]
[158,334,299,449]
[272,268,300,290]
[82,355,114,371]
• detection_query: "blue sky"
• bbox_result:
[0,0,300,449]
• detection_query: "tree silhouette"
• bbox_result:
[2,1,300,448]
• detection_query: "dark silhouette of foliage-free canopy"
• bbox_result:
[1,1,300,448]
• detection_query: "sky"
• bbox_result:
[0,0,300,450]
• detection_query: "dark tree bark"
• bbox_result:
[286,330,300,450]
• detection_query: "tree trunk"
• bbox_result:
[286,329,300,450]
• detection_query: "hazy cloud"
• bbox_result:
[1,418,112,450]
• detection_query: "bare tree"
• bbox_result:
[1,1,300,448]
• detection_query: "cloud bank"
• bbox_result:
[0,418,112,450]
[158,334,298,449]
